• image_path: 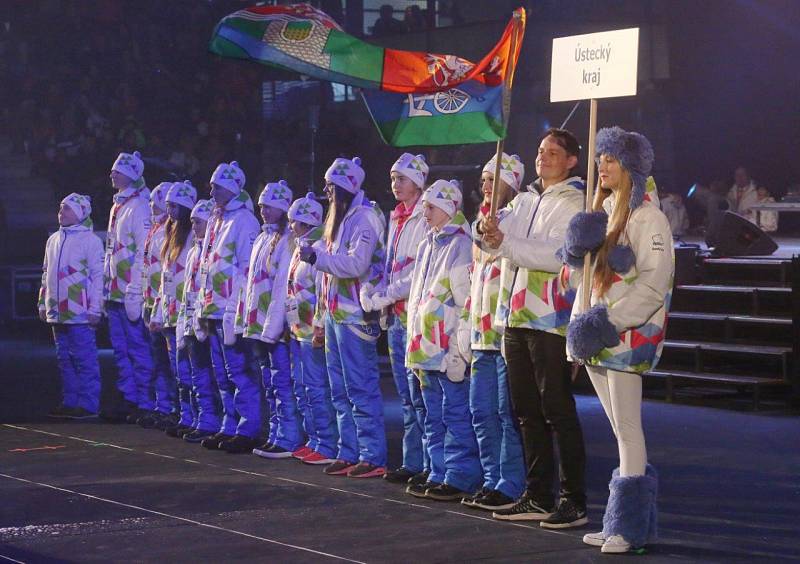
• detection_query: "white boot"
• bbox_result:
[582,531,605,547]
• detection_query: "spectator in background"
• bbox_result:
[726,166,758,224]
[660,190,690,237]
[404,5,427,31]
[782,184,800,203]
[372,5,406,36]
[755,186,778,233]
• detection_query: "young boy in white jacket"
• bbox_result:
[39,193,104,418]
[104,151,153,421]
[405,180,481,502]
[243,181,301,460]
[361,152,431,486]
[462,153,526,512]
[196,161,262,454]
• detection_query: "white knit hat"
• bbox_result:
[112,151,144,181]
[150,182,171,210]
[167,180,198,210]
[483,152,525,192]
[61,193,92,222]
[210,161,246,195]
[288,192,324,227]
[325,156,365,194]
[391,153,428,189]
[258,180,293,211]
[190,199,214,222]
[422,179,462,217]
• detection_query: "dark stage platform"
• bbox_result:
[2,380,799,562]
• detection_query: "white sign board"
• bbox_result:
[550,28,639,102]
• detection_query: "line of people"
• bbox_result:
[38,126,673,555]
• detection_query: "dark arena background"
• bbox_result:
[1,1,799,562]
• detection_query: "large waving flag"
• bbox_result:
[209,3,526,145]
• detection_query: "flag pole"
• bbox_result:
[580,98,598,310]
[489,10,522,218]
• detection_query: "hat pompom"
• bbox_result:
[416,154,426,162]
[352,157,361,166]
[279,179,289,187]
[231,160,239,167]
[306,192,316,201]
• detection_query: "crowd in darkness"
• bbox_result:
[0,1,267,223]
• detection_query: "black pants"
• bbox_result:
[503,327,586,508]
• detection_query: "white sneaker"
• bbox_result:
[582,531,605,547]
[601,535,632,554]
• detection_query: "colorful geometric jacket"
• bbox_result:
[177,238,203,339]
[142,219,166,317]
[38,219,104,324]
[241,224,291,343]
[474,177,584,336]
[287,225,324,342]
[380,198,428,327]
[405,211,472,373]
[152,232,193,329]
[103,186,151,302]
[565,182,674,374]
[467,209,511,351]
[315,190,385,325]
[197,195,260,321]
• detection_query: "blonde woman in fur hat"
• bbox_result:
[560,126,673,554]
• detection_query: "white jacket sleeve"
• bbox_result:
[450,239,472,361]
[497,197,582,273]
[606,210,674,332]
[38,237,51,312]
[262,237,291,342]
[87,234,105,316]
[126,204,150,297]
[383,221,426,302]
[228,215,258,315]
[315,216,377,279]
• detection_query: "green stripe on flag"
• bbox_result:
[370,113,506,147]
[325,30,384,85]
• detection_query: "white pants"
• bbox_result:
[586,366,647,477]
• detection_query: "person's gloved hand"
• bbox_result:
[312,326,325,348]
[566,304,621,361]
[124,292,143,323]
[87,313,101,326]
[564,211,608,259]
[370,292,393,312]
[359,285,375,313]
[445,351,468,383]
[299,243,316,264]
[222,310,236,346]
[38,309,47,323]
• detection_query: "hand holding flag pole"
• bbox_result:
[489,10,523,219]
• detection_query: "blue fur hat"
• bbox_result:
[595,126,654,210]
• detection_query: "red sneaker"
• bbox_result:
[347,462,386,478]
[302,451,336,465]
[291,446,314,460]
[324,459,357,475]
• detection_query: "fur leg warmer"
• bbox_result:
[601,464,659,548]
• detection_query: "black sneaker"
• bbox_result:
[471,489,516,511]
[253,444,294,459]
[425,483,467,502]
[166,424,194,438]
[406,481,438,498]
[219,435,260,454]
[384,467,416,484]
[540,498,588,529]
[137,412,160,429]
[153,413,179,431]
[184,429,217,443]
[408,470,430,487]
[461,487,492,508]
[492,493,553,521]
[201,432,233,450]
[64,407,98,420]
